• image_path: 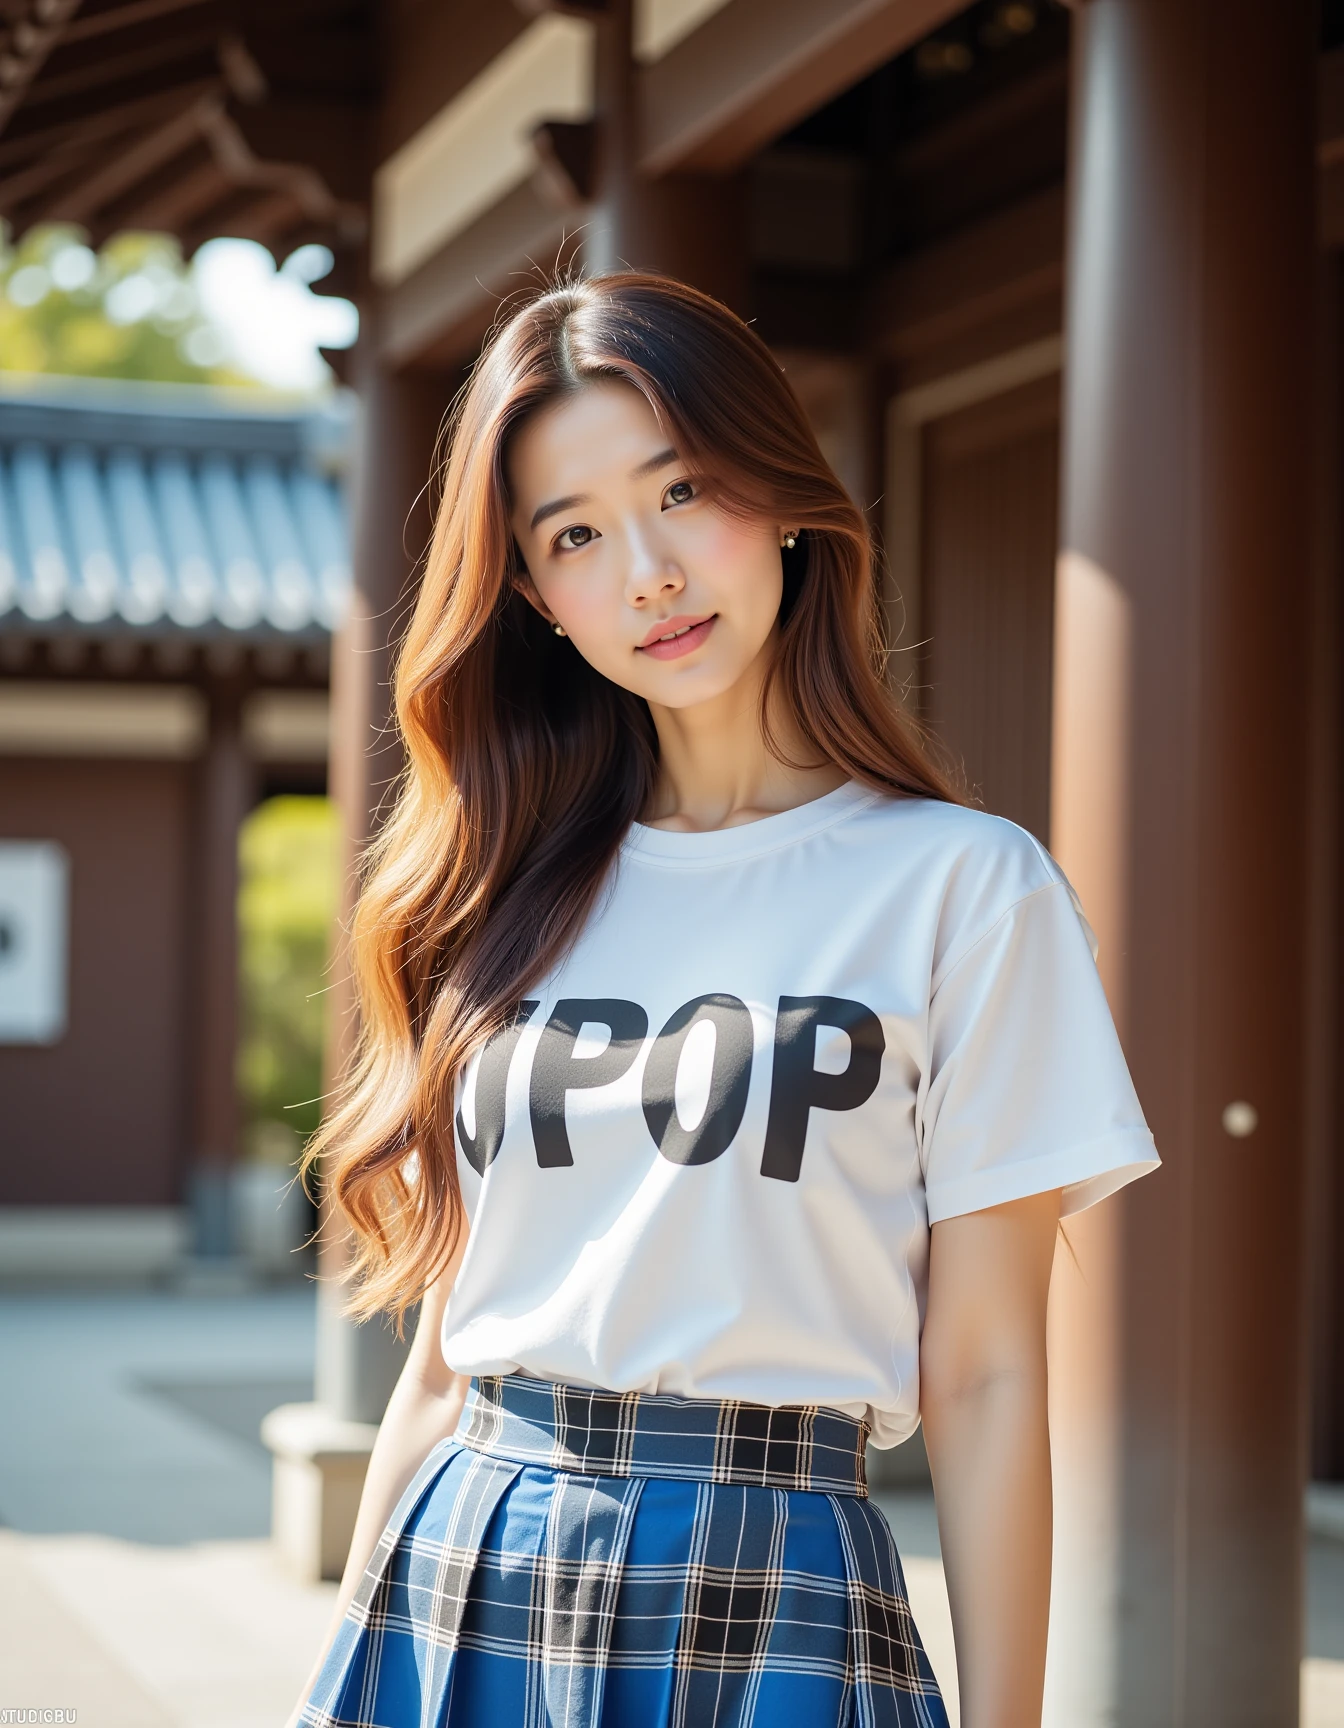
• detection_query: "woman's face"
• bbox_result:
[506,380,790,710]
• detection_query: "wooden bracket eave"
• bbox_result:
[638,0,964,176]
[531,118,597,208]
[513,0,609,18]
[379,178,585,371]
[0,0,84,135]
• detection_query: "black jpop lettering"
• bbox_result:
[530,997,650,1167]
[642,993,755,1167]
[760,995,885,1182]
[455,1001,539,1176]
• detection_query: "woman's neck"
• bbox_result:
[641,649,847,832]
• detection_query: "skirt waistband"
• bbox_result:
[456,1373,870,1497]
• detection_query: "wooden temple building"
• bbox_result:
[0,0,1337,1721]
[0,375,348,1271]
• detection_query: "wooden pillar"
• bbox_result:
[187,677,252,1258]
[1046,2,1314,1724]
[585,0,749,313]
[313,304,449,1426]
[267,303,451,1581]
[1307,258,1344,1484]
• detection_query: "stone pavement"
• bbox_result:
[0,1287,1339,1727]
[0,1285,333,1726]
[0,1527,337,1728]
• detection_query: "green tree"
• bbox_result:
[237,796,339,1164]
[0,223,256,385]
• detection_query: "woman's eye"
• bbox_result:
[556,523,596,551]
[664,479,696,507]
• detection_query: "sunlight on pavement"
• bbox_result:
[1,1529,336,1728]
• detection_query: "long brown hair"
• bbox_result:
[306,271,964,1329]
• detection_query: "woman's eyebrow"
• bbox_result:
[530,492,587,530]
[527,449,680,531]
[629,446,679,479]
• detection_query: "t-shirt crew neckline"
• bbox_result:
[622,778,884,867]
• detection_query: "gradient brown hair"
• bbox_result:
[305,271,964,1329]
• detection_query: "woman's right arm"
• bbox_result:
[283,1252,469,1728]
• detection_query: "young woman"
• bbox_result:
[287,273,1160,1728]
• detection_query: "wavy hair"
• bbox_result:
[304,272,964,1330]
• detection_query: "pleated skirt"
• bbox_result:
[298,1373,949,1728]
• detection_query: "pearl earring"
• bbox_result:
[783,531,797,550]
[552,622,566,636]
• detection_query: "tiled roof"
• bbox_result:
[0,376,353,639]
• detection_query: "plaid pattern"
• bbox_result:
[459,1372,872,1495]
[300,1374,949,1728]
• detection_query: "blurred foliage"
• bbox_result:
[0,224,256,385]
[238,796,339,1161]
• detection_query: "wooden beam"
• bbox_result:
[0,81,219,232]
[0,116,138,209]
[638,0,963,175]
[96,148,225,234]
[178,182,294,252]
[25,3,369,109]
[0,75,215,165]
[16,22,221,113]
[230,99,369,203]
[531,117,596,206]
[379,175,580,370]
[8,43,221,138]
[378,0,531,161]
[515,0,608,15]
[866,184,1065,371]
[887,55,1068,182]
[0,0,84,134]
[54,0,354,49]
[224,21,372,101]
[30,88,218,223]
[0,74,365,248]
[198,100,365,241]
[58,0,215,44]
[372,12,591,289]
[224,188,297,242]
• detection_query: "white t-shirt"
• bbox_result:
[440,781,1159,1447]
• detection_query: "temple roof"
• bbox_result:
[0,374,352,640]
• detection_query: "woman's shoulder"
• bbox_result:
[858,792,1062,890]
[856,793,1082,972]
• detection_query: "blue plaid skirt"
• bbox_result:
[299,1373,949,1728]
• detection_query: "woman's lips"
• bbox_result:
[637,615,717,661]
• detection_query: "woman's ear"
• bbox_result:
[511,568,560,630]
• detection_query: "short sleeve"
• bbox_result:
[919,878,1160,1224]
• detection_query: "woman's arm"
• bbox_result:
[283,1252,470,1728]
[918,1187,1061,1728]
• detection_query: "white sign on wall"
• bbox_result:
[0,841,69,1044]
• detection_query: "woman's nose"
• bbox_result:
[624,535,685,607]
